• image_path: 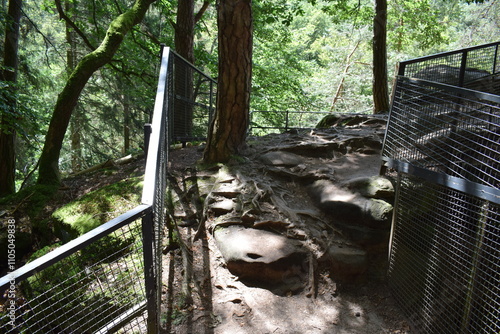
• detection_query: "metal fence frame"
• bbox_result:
[249,110,332,135]
[169,51,216,144]
[0,45,216,333]
[383,44,500,334]
[398,41,500,94]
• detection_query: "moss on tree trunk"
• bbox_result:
[37,0,156,185]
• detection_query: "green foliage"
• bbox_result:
[2,0,498,186]
[389,0,449,52]
[0,184,59,217]
[52,176,143,235]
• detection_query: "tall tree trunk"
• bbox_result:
[123,94,130,154]
[175,0,195,64]
[66,0,82,173]
[203,0,253,163]
[373,0,390,114]
[37,0,156,185]
[173,0,195,142]
[0,0,22,196]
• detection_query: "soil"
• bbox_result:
[162,130,411,333]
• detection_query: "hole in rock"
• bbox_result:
[247,253,262,259]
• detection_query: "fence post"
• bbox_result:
[144,123,152,162]
[493,44,499,75]
[458,50,468,87]
[142,212,158,333]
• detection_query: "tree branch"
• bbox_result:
[195,1,210,23]
[54,0,96,51]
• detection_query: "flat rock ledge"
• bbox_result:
[213,225,308,293]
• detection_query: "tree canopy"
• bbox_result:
[0,0,498,191]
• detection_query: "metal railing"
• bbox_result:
[384,46,500,333]
[249,110,333,135]
[398,41,500,95]
[0,45,213,333]
[249,110,383,135]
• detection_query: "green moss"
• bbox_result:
[52,176,143,235]
[0,184,59,218]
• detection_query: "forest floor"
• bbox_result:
[1,118,411,333]
[162,123,412,333]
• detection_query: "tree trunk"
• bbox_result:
[0,0,22,196]
[66,0,83,173]
[123,93,130,154]
[37,0,156,185]
[203,0,253,163]
[373,0,390,114]
[173,0,195,142]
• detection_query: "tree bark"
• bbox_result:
[373,0,390,114]
[175,0,195,64]
[65,0,83,173]
[37,0,156,185]
[173,0,195,142]
[203,0,253,163]
[0,0,22,196]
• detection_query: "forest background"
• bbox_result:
[0,0,499,194]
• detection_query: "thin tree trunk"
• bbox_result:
[65,0,83,173]
[330,40,360,112]
[37,0,156,185]
[123,94,130,154]
[0,0,22,196]
[373,0,390,114]
[203,0,253,163]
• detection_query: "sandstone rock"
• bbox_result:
[342,176,394,199]
[321,244,367,283]
[211,199,236,216]
[308,180,392,228]
[213,225,307,287]
[260,151,305,167]
[212,183,240,198]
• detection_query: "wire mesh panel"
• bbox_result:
[170,52,216,143]
[388,174,500,333]
[385,46,500,333]
[383,77,500,189]
[399,41,500,95]
[0,219,147,333]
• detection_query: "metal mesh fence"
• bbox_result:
[0,216,148,333]
[384,48,500,333]
[383,77,500,189]
[170,52,216,143]
[388,174,500,333]
[0,45,209,333]
[399,41,500,95]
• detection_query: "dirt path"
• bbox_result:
[162,121,411,333]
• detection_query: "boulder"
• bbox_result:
[342,176,394,199]
[213,225,308,288]
[321,244,367,283]
[308,180,392,228]
[260,151,305,167]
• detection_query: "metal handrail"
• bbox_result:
[398,41,500,87]
[0,204,151,291]
[0,45,175,333]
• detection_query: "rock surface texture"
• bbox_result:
[165,114,409,333]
